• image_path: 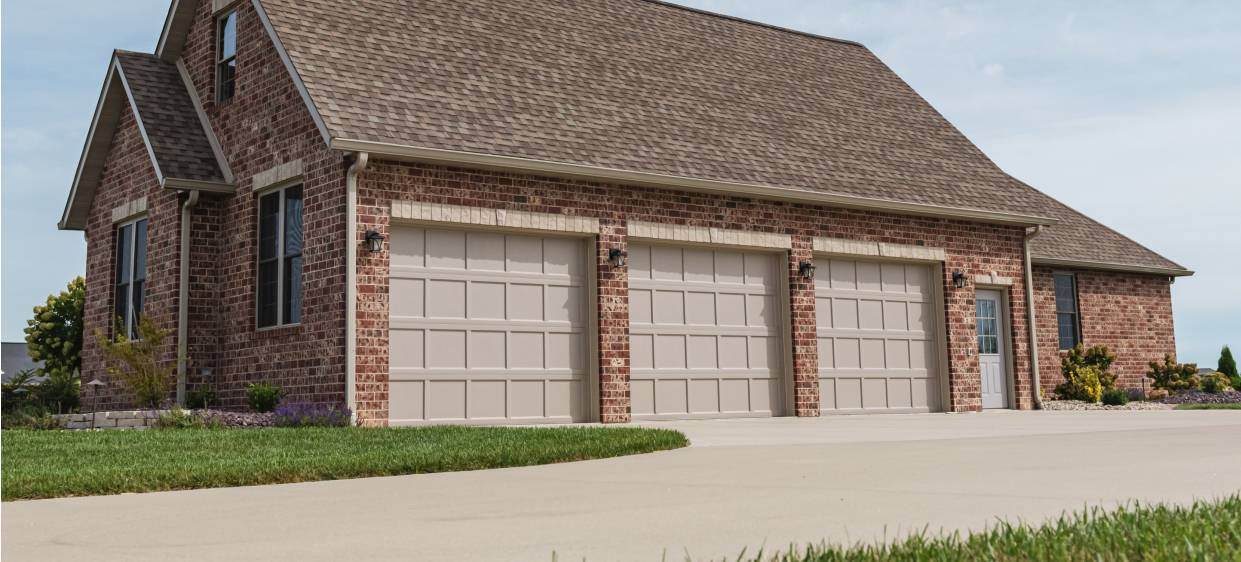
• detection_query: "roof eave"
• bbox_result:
[60,55,126,231]
[1032,257,1194,277]
[331,137,1059,228]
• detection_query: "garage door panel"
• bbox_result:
[631,243,784,419]
[818,257,941,414]
[425,229,466,268]
[388,226,588,425]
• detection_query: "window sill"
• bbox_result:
[255,323,302,337]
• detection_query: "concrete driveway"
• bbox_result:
[5,410,1240,562]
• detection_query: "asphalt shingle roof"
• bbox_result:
[256,0,1186,274]
[116,51,224,183]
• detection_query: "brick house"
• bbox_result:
[60,0,1191,425]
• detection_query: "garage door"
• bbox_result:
[815,258,941,413]
[388,226,589,424]
[629,243,785,419]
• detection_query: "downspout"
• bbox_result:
[1024,225,1046,409]
[345,152,370,422]
[177,189,201,406]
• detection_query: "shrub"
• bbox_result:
[95,316,174,409]
[1147,388,1169,401]
[245,382,283,413]
[1200,371,1234,394]
[1056,364,1104,403]
[154,408,221,430]
[1,405,63,430]
[185,387,217,410]
[1101,388,1129,406]
[1061,344,1118,390]
[1146,354,1200,392]
[23,277,85,388]
[273,402,351,427]
[1126,387,1147,402]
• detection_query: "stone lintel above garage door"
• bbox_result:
[812,237,945,262]
[391,200,600,234]
[629,221,792,249]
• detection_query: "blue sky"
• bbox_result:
[2,0,1238,365]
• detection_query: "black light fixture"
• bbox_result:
[608,248,627,268]
[798,260,816,280]
[364,229,386,253]
[952,270,968,289]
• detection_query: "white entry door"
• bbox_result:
[976,289,1009,409]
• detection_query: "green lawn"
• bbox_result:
[1175,403,1241,410]
[741,495,1241,562]
[1,426,687,501]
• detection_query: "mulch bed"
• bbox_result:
[1160,390,1241,405]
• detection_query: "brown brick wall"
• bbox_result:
[81,0,348,411]
[352,161,1037,425]
[1033,266,1176,396]
[80,106,180,410]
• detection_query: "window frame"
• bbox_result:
[1053,272,1082,350]
[215,9,238,103]
[255,183,303,330]
[114,216,149,339]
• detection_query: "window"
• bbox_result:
[257,185,303,328]
[114,218,148,339]
[216,10,237,102]
[1054,273,1081,350]
[976,297,999,355]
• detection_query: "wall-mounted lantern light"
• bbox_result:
[952,270,968,289]
[798,260,816,280]
[364,230,386,253]
[608,248,627,268]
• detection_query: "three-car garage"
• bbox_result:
[385,216,950,425]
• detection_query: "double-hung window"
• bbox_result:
[216,10,237,102]
[1054,273,1081,350]
[257,185,303,328]
[114,218,149,339]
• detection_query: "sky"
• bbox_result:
[2,0,1238,365]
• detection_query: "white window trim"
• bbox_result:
[115,215,148,339]
[216,9,237,103]
[256,185,301,330]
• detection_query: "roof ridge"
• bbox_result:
[635,0,866,49]
[1010,175,1187,271]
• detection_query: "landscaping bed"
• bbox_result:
[1041,400,1172,411]
[1,426,688,501]
[742,495,1241,561]
[1160,390,1241,405]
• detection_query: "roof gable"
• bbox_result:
[60,51,231,230]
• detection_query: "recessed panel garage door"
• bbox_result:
[815,258,941,413]
[388,226,589,424]
[629,243,785,419]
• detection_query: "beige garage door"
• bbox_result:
[388,226,589,425]
[629,243,785,419]
[815,258,942,413]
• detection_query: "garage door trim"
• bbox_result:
[388,218,601,424]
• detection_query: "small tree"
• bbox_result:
[23,277,85,399]
[1219,346,1237,378]
[96,316,174,409]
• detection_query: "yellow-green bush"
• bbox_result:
[1057,364,1104,403]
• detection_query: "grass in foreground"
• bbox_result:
[737,495,1240,562]
[1,426,687,501]
[1175,403,1241,410]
